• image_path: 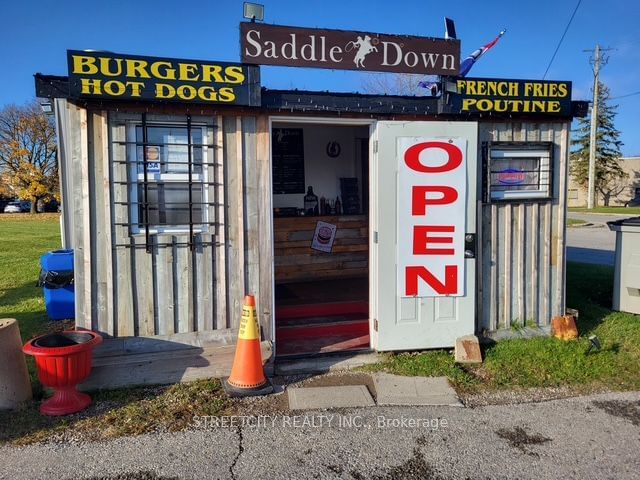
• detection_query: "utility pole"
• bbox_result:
[583,45,611,209]
[587,45,600,209]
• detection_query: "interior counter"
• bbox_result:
[274,215,368,283]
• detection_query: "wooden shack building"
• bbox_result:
[35,49,587,388]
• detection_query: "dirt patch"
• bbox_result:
[593,400,640,426]
[461,384,606,407]
[3,380,229,447]
[326,464,345,475]
[347,436,461,480]
[370,447,440,480]
[41,319,75,335]
[495,426,552,456]
[294,371,376,399]
[228,387,290,416]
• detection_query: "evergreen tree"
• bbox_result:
[570,81,625,206]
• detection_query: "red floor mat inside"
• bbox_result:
[276,301,370,357]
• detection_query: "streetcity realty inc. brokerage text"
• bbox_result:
[193,414,449,430]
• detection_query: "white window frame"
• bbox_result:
[487,143,553,202]
[126,121,210,234]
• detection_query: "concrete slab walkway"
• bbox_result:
[288,385,375,410]
[372,373,462,406]
[286,373,462,409]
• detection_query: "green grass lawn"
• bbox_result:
[0,214,63,339]
[0,214,64,399]
[567,218,587,226]
[0,215,230,445]
[365,262,640,394]
[569,206,640,215]
[0,214,62,341]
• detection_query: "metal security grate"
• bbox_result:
[483,141,554,203]
[111,113,221,252]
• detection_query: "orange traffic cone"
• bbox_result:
[223,295,273,397]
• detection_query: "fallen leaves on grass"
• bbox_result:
[1,379,230,446]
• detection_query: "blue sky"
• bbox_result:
[2,0,639,155]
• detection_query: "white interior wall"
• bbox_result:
[272,123,368,209]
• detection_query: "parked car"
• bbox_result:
[38,198,59,213]
[624,198,640,207]
[3,201,31,213]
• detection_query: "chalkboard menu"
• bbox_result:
[272,128,305,194]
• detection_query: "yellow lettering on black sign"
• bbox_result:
[456,79,570,115]
[70,53,247,104]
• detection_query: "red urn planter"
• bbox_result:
[23,331,102,416]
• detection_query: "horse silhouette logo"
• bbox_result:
[346,35,378,68]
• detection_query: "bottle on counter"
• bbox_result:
[320,196,326,216]
[304,186,319,216]
[335,196,342,216]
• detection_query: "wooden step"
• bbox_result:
[276,319,369,340]
[276,301,368,319]
[277,334,371,357]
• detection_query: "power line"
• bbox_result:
[611,90,640,100]
[542,0,583,79]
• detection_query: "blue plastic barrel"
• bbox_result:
[40,249,75,320]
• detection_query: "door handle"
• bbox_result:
[464,233,476,258]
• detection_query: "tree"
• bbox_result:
[361,73,434,96]
[570,82,625,206]
[0,101,58,213]
[0,171,13,199]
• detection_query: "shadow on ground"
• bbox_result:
[566,246,614,266]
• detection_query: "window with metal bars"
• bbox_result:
[484,141,554,202]
[117,113,219,252]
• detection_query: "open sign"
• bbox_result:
[397,138,467,297]
[496,168,526,185]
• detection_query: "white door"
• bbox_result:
[370,121,478,351]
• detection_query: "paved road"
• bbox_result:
[566,213,633,225]
[566,213,623,266]
[1,391,639,480]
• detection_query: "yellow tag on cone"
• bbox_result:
[238,305,260,340]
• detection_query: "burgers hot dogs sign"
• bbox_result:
[398,138,467,297]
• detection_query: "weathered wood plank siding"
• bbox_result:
[88,111,114,336]
[64,105,274,346]
[223,116,246,328]
[63,106,568,345]
[68,103,91,329]
[478,121,569,332]
[53,99,74,248]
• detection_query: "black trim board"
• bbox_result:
[34,74,588,118]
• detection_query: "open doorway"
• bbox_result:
[270,118,372,357]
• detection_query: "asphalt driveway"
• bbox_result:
[566,212,623,265]
[1,390,639,480]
